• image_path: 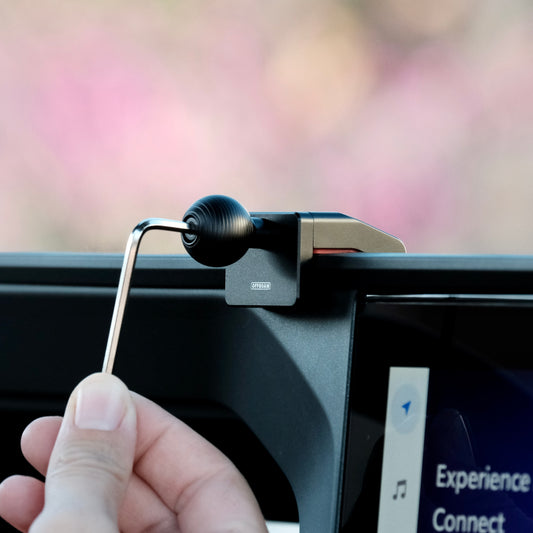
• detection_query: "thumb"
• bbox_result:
[30,373,136,533]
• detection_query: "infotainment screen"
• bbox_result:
[340,298,533,533]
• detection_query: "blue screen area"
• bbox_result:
[418,369,533,532]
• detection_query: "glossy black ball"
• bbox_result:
[182,195,254,267]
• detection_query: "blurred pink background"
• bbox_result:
[1,0,533,254]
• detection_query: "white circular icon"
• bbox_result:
[390,384,421,434]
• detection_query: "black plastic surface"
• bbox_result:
[0,253,357,533]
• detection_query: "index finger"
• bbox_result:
[132,392,268,532]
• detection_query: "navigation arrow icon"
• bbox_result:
[402,401,411,416]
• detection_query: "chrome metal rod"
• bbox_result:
[102,218,192,374]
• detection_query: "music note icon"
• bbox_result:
[393,479,407,500]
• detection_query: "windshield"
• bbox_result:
[1,1,532,254]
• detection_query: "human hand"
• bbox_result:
[0,373,268,533]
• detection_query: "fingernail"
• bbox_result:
[74,378,127,431]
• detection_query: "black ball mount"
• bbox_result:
[182,195,257,267]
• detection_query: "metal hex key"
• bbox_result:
[102,218,193,374]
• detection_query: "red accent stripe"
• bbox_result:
[313,248,360,255]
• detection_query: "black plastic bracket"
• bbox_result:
[225,211,406,306]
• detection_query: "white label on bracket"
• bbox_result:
[250,281,272,291]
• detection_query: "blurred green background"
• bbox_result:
[1,0,532,254]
